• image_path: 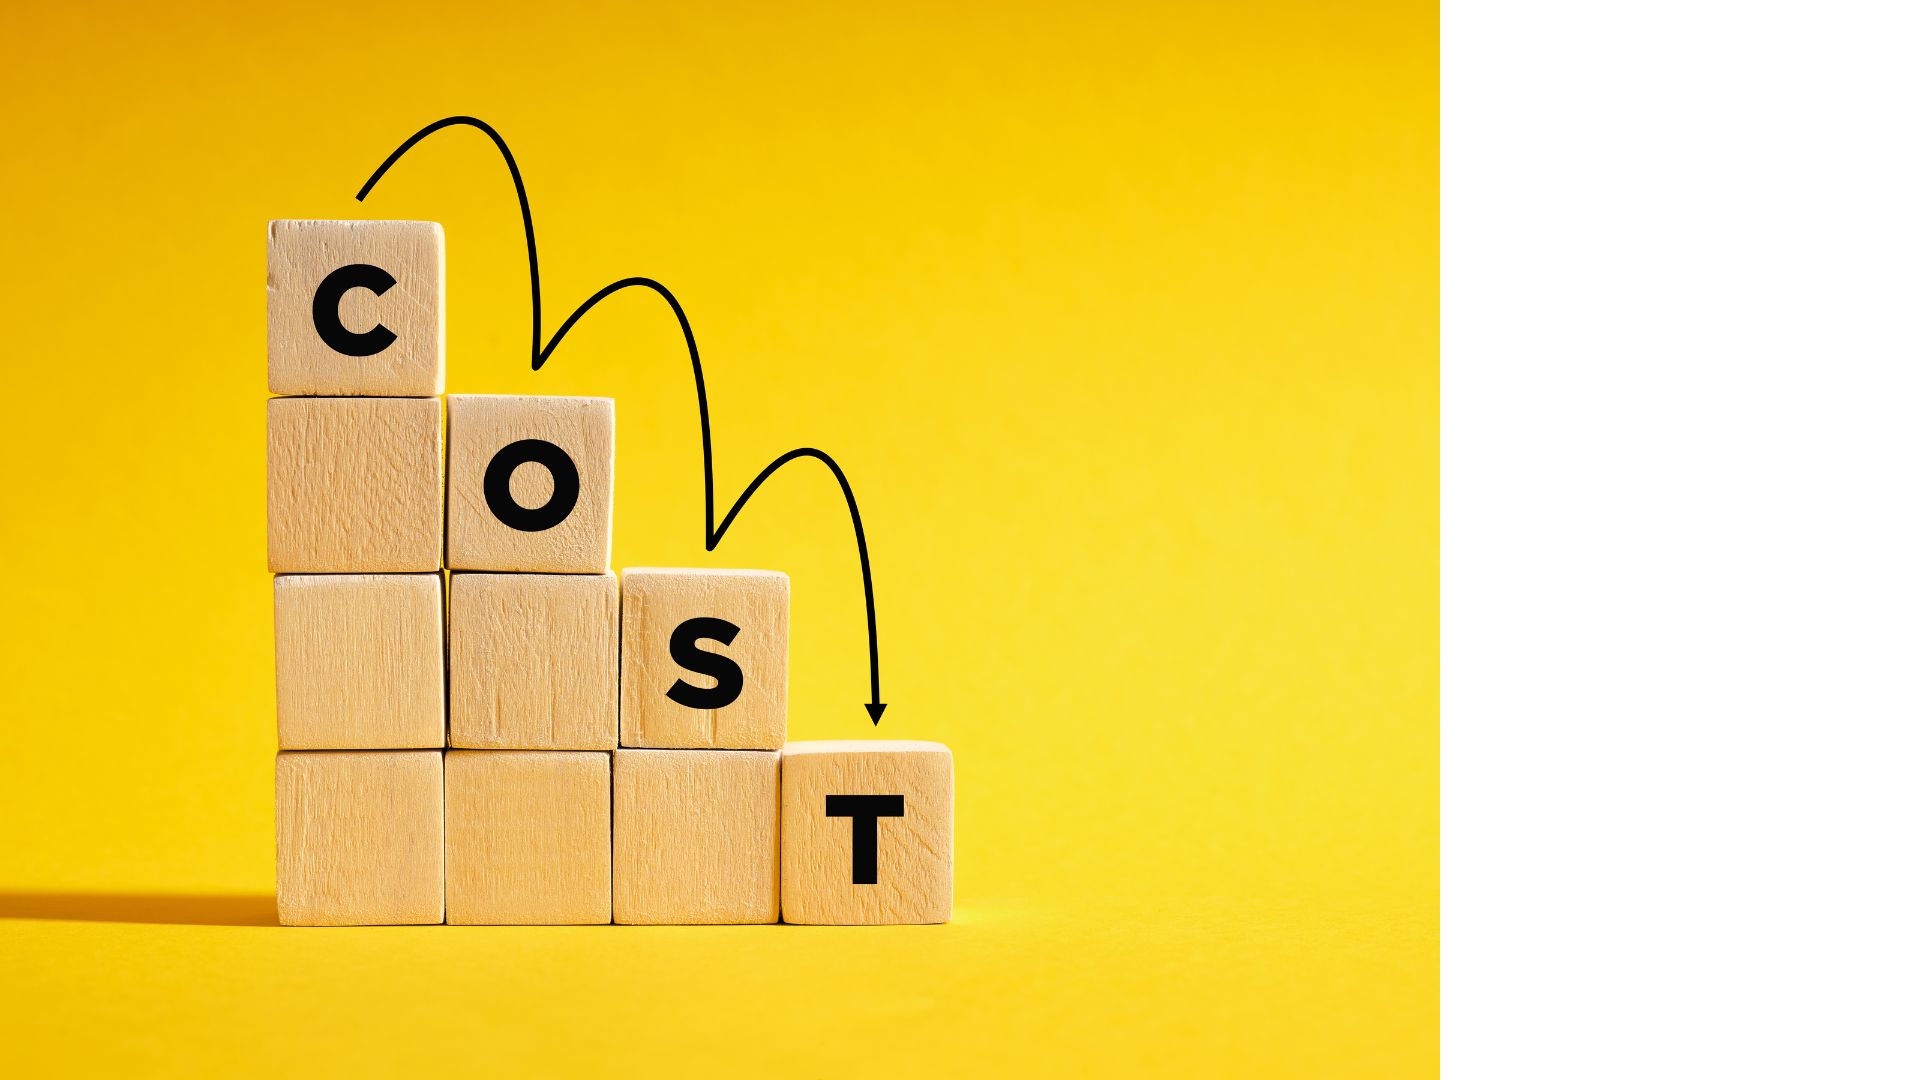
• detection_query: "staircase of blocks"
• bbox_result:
[266,219,953,926]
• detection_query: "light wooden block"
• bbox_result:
[266,396,443,573]
[620,568,788,750]
[444,751,611,925]
[780,741,953,925]
[447,395,613,572]
[267,219,444,396]
[274,574,444,749]
[613,749,779,925]
[449,573,617,750]
[275,750,444,926]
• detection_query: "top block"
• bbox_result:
[448,395,615,572]
[267,219,445,397]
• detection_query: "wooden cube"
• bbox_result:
[780,741,953,925]
[266,396,443,573]
[274,574,444,749]
[275,750,444,926]
[449,573,617,750]
[612,749,779,924]
[444,751,611,924]
[267,219,444,396]
[620,568,788,750]
[446,395,613,572]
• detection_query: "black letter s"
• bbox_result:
[665,617,745,710]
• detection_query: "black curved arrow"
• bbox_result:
[355,116,886,724]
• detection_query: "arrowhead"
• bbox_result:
[865,703,887,724]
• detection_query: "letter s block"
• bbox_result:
[620,568,789,749]
[447,395,614,572]
[780,741,953,925]
[267,219,444,396]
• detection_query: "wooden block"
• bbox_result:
[444,751,611,924]
[449,573,617,750]
[446,395,613,572]
[266,396,443,573]
[620,568,788,749]
[780,741,953,925]
[275,750,444,926]
[267,219,444,396]
[274,574,444,749]
[612,749,779,924]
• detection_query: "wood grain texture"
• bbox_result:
[620,568,789,749]
[267,219,444,396]
[449,573,617,750]
[275,750,444,926]
[266,396,444,573]
[446,395,613,572]
[780,741,953,925]
[444,751,611,925]
[612,749,779,925]
[274,574,445,749]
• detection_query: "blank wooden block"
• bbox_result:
[447,395,613,572]
[274,574,444,749]
[449,573,617,750]
[266,396,443,573]
[275,750,444,926]
[267,219,444,396]
[444,751,611,925]
[613,749,779,924]
[780,741,953,925]
[620,568,788,750]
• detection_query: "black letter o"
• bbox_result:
[311,263,398,356]
[483,439,580,532]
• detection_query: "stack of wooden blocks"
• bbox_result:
[266,219,952,926]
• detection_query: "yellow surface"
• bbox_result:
[0,1,1435,1075]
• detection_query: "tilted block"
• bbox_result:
[447,395,614,572]
[449,573,617,750]
[620,568,788,749]
[444,751,612,925]
[267,219,444,396]
[275,750,444,926]
[274,574,444,749]
[613,749,779,925]
[266,396,443,572]
[780,741,953,925]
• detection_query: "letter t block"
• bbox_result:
[779,741,953,925]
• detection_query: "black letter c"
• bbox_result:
[312,263,398,356]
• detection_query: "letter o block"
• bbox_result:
[780,741,953,925]
[267,219,444,396]
[447,395,614,572]
[620,568,789,749]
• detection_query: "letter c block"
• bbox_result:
[267,219,444,396]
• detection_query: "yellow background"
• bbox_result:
[0,1,1434,1074]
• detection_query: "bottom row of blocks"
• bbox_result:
[275,741,953,926]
